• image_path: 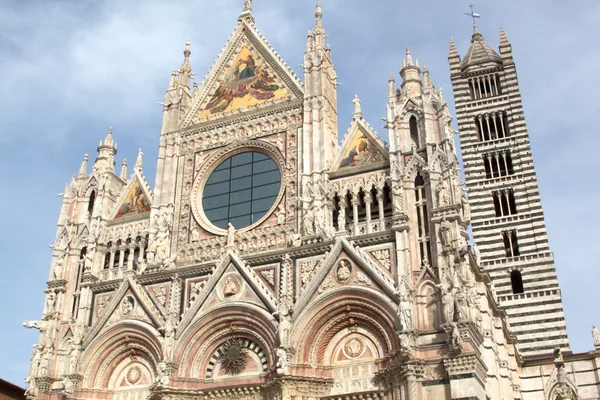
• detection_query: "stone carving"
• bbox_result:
[461,193,471,221]
[156,362,170,386]
[259,269,275,286]
[96,295,112,317]
[437,180,450,207]
[38,343,53,376]
[66,328,83,374]
[189,281,205,308]
[398,333,411,353]
[303,209,314,235]
[152,286,168,307]
[451,323,462,348]
[222,276,240,297]
[344,337,364,358]
[454,286,469,321]
[392,186,403,213]
[276,347,288,374]
[121,296,134,316]
[593,326,600,349]
[218,338,248,375]
[318,276,335,294]
[371,249,391,270]
[355,271,372,286]
[300,261,319,285]
[226,223,236,247]
[396,286,413,331]
[127,366,142,384]
[276,205,286,225]
[51,256,64,280]
[439,217,452,248]
[190,227,200,242]
[244,0,252,12]
[352,95,362,114]
[438,284,455,324]
[44,292,57,318]
[336,259,353,283]
[161,314,176,360]
[61,376,74,395]
[273,299,292,347]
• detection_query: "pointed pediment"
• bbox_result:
[84,276,164,347]
[334,118,388,172]
[177,250,277,336]
[181,19,303,128]
[294,237,397,313]
[110,172,153,222]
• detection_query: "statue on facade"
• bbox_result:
[83,251,93,274]
[44,292,57,319]
[437,180,450,207]
[51,257,64,280]
[593,326,600,349]
[461,193,471,221]
[303,209,314,235]
[439,217,451,249]
[156,362,170,386]
[392,186,403,213]
[244,0,252,12]
[352,95,362,115]
[398,333,411,353]
[226,223,236,247]
[451,323,462,348]
[276,347,288,374]
[62,376,74,395]
[395,285,413,331]
[273,300,292,347]
[438,284,455,324]
[454,286,469,321]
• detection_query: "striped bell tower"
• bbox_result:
[448,25,570,357]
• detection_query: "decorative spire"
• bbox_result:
[388,75,396,100]
[423,66,431,87]
[449,37,459,58]
[178,41,192,88]
[405,48,413,67]
[104,127,114,147]
[120,159,128,180]
[352,95,362,118]
[314,3,325,49]
[78,154,88,178]
[134,149,143,171]
[499,26,509,46]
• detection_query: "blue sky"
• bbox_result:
[0,0,598,385]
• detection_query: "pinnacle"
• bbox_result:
[103,127,114,146]
[120,159,128,181]
[134,149,143,171]
[78,154,89,178]
[499,26,510,46]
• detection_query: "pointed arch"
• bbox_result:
[291,287,397,366]
[175,303,277,380]
[79,321,162,390]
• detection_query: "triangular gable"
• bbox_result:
[294,237,397,313]
[83,276,164,347]
[110,172,153,221]
[181,19,303,128]
[334,118,388,172]
[177,250,277,336]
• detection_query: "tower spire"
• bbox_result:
[120,159,128,180]
[94,127,117,174]
[78,154,88,178]
[178,41,192,88]
[134,149,143,172]
[314,3,325,49]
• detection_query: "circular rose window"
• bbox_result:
[201,151,281,230]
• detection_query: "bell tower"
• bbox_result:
[449,24,570,356]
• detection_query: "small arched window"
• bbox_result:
[87,190,96,217]
[409,116,419,148]
[511,270,524,294]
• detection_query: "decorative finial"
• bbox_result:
[315,3,323,29]
[103,127,114,146]
[243,0,252,12]
[120,159,128,181]
[464,4,481,27]
[134,149,143,171]
[405,48,413,66]
[352,95,362,116]
[78,154,89,178]
[184,41,191,58]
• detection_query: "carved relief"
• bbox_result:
[370,249,391,270]
[336,259,353,283]
[301,261,319,286]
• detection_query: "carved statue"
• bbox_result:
[439,217,451,248]
[44,292,57,318]
[156,362,170,386]
[392,186,403,213]
[83,252,93,274]
[439,285,455,324]
[398,333,411,353]
[274,301,292,347]
[437,180,450,207]
[303,209,314,235]
[67,340,80,374]
[352,95,362,114]
[226,223,236,247]
[52,257,64,280]
[62,377,74,395]
[190,227,200,242]
[454,287,469,321]
[244,0,252,11]
[222,276,238,297]
[593,326,600,348]
[162,315,176,360]
[451,323,462,347]
[461,193,471,221]
[276,347,288,374]
[38,344,53,376]
[396,289,413,331]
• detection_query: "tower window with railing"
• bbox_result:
[415,173,432,266]
[474,111,509,142]
[468,74,501,100]
[493,190,517,217]
[502,230,520,258]
[483,150,514,179]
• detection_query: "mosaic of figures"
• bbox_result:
[200,46,286,118]
[114,180,152,220]
[339,131,386,169]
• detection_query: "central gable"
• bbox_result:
[183,20,303,128]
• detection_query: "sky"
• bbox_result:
[0,0,598,386]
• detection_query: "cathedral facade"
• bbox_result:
[23,3,600,400]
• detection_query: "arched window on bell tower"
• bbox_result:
[87,190,96,218]
[511,270,524,294]
[414,173,431,266]
[409,116,419,149]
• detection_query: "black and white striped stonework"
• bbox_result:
[448,30,570,357]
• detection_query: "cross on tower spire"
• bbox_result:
[464,4,481,26]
